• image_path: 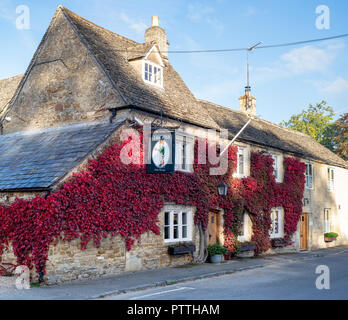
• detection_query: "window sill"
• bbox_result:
[164,239,192,244]
[237,236,251,242]
[270,234,283,239]
[233,174,248,179]
[143,80,164,89]
[175,169,193,174]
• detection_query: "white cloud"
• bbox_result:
[252,41,345,85]
[187,3,224,33]
[322,77,348,94]
[244,6,257,16]
[281,45,334,74]
[187,4,214,22]
[120,13,147,35]
[320,39,346,50]
[0,0,15,22]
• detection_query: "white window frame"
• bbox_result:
[270,207,284,239]
[237,212,251,242]
[142,60,163,87]
[324,208,331,233]
[271,153,282,183]
[163,206,193,243]
[175,133,194,173]
[327,167,334,192]
[234,146,248,178]
[305,163,314,189]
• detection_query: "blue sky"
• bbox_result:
[0,0,347,124]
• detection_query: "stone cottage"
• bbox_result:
[0,6,347,283]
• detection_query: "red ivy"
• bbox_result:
[0,128,305,276]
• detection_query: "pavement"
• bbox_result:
[0,246,347,300]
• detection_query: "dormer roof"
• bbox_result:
[127,43,164,67]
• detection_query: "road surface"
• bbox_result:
[103,249,348,300]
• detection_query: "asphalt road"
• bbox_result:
[104,249,348,300]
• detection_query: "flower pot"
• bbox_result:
[210,254,222,264]
[324,237,336,242]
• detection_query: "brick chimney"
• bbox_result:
[239,86,256,117]
[145,16,169,59]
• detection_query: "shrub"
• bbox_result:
[207,243,228,256]
[324,232,338,238]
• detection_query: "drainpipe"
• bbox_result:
[109,109,117,124]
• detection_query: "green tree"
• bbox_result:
[334,113,348,160]
[280,101,336,151]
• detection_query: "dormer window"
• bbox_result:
[143,61,163,87]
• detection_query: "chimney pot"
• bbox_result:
[152,16,159,27]
[239,87,256,117]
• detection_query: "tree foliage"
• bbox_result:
[280,101,336,152]
[334,113,348,160]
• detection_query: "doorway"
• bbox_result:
[207,211,220,245]
[300,213,309,250]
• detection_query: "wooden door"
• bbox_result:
[300,213,308,250]
[207,212,219,245]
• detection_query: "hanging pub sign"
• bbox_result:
[147,130,175,174]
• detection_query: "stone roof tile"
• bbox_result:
[0,119,124,191]
[201,99,348,169]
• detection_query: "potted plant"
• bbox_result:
[168,242,196,255]
[207,243,228,264]
[239,241,256,252]
[324,232,338,242]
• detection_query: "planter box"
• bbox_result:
[272,238,287,248]
[240,244,256,252]
[324,237,336,242]
[236,251,254,258]
[168,245,196,255]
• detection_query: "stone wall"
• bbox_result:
[0,203,199,284]
[303,163,348,249]
[0,191,45,205]
[43,204,199,284]
[3,9,123,135]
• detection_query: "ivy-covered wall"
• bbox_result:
[0,128,306,281]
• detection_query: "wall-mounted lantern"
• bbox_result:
[217,182,228,196]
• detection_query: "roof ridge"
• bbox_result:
[0,74,24,82]
[59,6,139,46]
[198,98,249,118]
[257,117,310,138]
[200,99,347,168]
[199,98,313,137]
[0,118,126,139]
